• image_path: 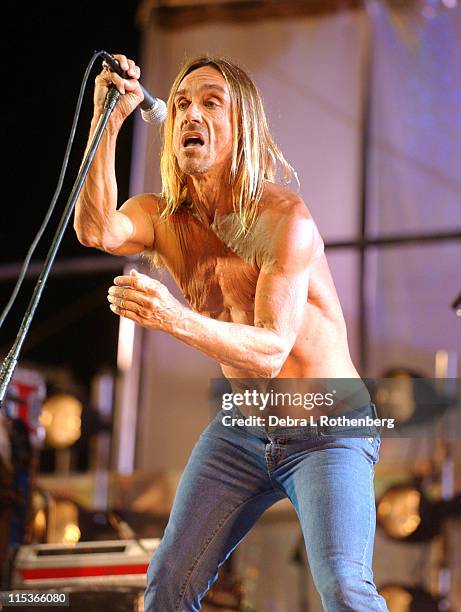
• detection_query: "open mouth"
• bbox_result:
[182,133,205,148]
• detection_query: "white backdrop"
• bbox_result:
[365,2,461,376]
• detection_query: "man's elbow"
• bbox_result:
[74,223,101,249]
[262,355,285,378]
[74,221,116,252]
[75,231,95,248]
[257,344,290,379]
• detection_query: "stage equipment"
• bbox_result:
[12,538,159,588]
[10,536,240,612]
[2,367,46,445]
[30,488,163,545]
[377,481,461,543]
[370,369,455,428]
[39,394,82,449]
[31,495,82,545]
[379,583,443,612]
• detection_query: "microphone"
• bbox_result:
[100,51,167,124]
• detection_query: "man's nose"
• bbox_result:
[183,102,203,124]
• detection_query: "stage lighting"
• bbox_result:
[379,584,442,612]
[39,394,82,449]
[31,496,81,545]
[32,508,47,542]
[377,482,461,543]
[371,369,454,428]
[53,500,80,545]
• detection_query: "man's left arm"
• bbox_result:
[107,212,320,378]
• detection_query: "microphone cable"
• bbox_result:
[0,50,108,331]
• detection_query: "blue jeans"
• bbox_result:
[145,404,388,611]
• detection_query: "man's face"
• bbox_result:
[172,66,233,176]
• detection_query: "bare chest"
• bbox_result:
[180,254,258,322]
[153,212,260,323]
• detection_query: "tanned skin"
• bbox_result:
[74,55,361,417]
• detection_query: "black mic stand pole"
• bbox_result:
[0,88,121,406]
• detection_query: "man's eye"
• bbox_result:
[205,100,218,108]
[177,100,188,110]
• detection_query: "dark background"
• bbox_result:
[1,3,141,389]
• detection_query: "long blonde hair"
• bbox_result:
[160,56,297,234]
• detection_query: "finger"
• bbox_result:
[109,303,126,317]
[110,302,132,319]
[107,287,152,308]
[109,303,145,327]
[97,69,128,95]
[113,53,129,72]
[114,273,161,294]
[104,55,140,94]
[95,69,116,88]
[111,72,128,94]
[112,275,138,288]
[100,58,134,80]
[124,77,141,94]
[108,295,149,316]
[126,59,140,79]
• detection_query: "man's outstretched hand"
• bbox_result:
[108,270,184,331]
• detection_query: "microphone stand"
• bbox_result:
[0,87,121,407]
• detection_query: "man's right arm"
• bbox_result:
[74,54,154,256]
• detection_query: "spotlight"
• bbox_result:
[31,495,81,545]
[379,583,443,612]
[31,491,155,544]
[377,482,461,543]
[39,394,82,449]
[370,369,454,428]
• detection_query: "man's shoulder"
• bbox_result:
[258,182,324,262]
[125,192,166,217]
[259,182,314,224]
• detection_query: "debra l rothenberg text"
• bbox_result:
[221,414,396,429]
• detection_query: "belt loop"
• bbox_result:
[371,402,378,419]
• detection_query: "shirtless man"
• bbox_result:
[74,54,388,612]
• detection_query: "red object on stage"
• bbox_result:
[19,562,149,580]
[12,538,160,588]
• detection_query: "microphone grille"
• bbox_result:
[141,99,167,125]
